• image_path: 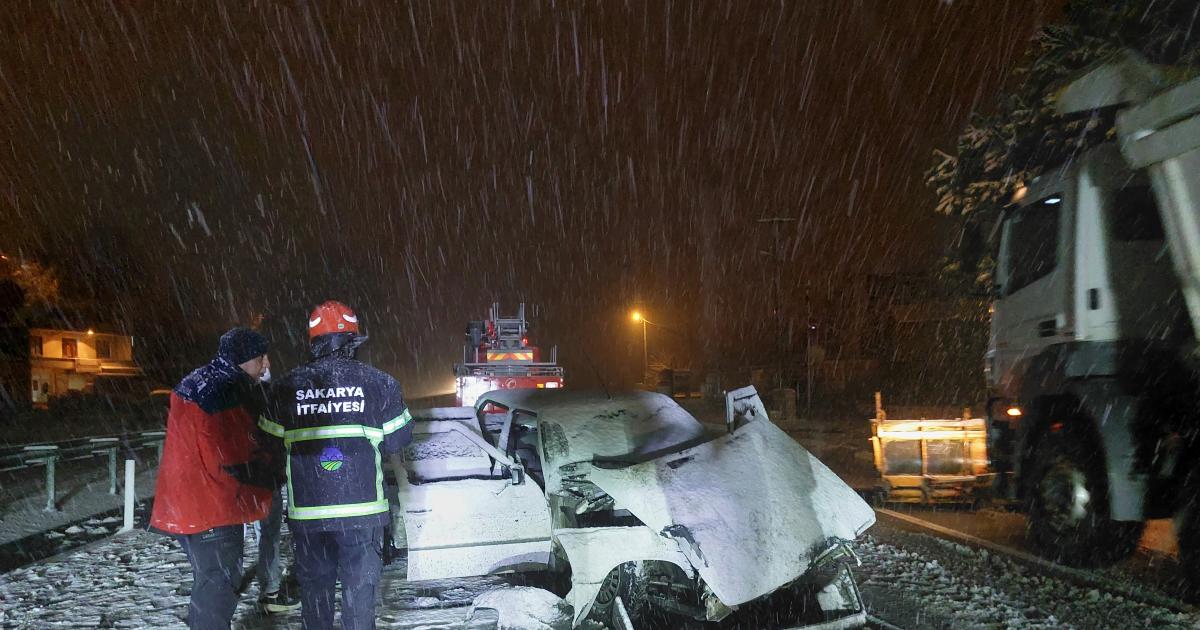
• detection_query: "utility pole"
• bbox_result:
[806,281,814,420]
[641,317,648,384]
[630,310,655,387]
[757,217,796,393]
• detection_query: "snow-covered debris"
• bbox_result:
[471,587,573,630]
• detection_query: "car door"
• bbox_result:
[992,188,1072,391]
[398,410,552,581]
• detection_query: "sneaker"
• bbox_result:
[258,586,301,614]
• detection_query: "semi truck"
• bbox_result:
[453,303,564,408]
[985,51,1200,577]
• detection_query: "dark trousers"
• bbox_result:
[178,525,244,630]
[293,525,385,630]
[254,487,285,594]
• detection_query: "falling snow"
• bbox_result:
[3,2,1200,628]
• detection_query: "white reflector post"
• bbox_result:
[121,459,135,533]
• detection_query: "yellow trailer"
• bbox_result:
[869,394,993,505]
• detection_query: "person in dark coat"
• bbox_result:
[243,371,301,614]
[258,301,413,630]
[150,327,278,630]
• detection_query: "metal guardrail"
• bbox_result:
[0,431,166,512]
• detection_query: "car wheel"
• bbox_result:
[1026,434,1143,566]
[589,562,648,625]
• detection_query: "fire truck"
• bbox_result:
[453,303,564,407]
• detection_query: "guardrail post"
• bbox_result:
[44,456,56,511]
[23,445,59,512]
[90,438,120,495]
[141,431,167,464]
[108,448,118,495]
[121,459,135,533]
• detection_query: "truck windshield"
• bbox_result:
[1109,185,1164,242]
[1004,196,1060,295]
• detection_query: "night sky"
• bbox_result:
[0,1,1057,395]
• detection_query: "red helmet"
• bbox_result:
[308,300,360,339]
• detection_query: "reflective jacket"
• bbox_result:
[150,357,272,535]
[259,353,412,531]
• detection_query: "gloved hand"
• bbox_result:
[222,459,284,489]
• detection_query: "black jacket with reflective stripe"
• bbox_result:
[261,354,412,531]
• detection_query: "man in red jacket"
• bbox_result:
[151,327,278,630]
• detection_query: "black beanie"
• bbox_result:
[218,327,270,365]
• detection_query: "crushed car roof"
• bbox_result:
[476,389,710,467]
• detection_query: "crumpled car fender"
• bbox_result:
[582,417,875,608]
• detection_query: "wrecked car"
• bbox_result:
[396,386,875,628]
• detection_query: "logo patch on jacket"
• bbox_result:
[320,446,345,472]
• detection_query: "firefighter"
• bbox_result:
[257,301,412,630]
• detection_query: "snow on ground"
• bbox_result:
[0,527,597,629]
[0,531,194,628]
[856,533,1199,629]
[6,508,1200,629]
[0,465,157,547]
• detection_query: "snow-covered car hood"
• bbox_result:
[478,389,876,619]
[584,417,875,606]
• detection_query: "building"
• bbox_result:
[27,327,141,406]
[862,272,989,406]
[0,257,148,412]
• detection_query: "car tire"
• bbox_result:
[1026,433,1143,566]
[589,562,648,625]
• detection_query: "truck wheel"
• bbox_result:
[1027,436,1143,565]
[1176,477,1200,593]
